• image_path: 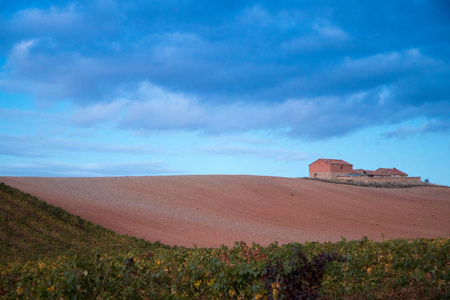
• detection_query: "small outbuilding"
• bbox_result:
[351,168,408,177]
[375,168,407,177]
[309,158,353,179]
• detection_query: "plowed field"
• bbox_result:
[1,175,449,247]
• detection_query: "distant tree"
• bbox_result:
[424,178,429,183]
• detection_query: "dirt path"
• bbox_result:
[1,175,449,247]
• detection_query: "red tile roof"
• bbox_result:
[353,169,382,175]
[376,168,408,176]
[352,168,408,176]
[366,170,385,176]
[312,159,352,166]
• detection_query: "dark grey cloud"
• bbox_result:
[0,0,449,139]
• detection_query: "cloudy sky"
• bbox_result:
[1,0,449,185]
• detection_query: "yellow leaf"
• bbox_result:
[16,287,23,295]
[229,289,236,297]
[194,280,202,289]
[47,285,55,292]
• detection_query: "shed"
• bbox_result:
[375,168,408,177]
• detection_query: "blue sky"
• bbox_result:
[0,0,449,185]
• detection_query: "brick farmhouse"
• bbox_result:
[309,158,421,184]
[309,159,353,179]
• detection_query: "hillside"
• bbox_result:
[0,180,448,298]
[1,175,449,247]
[0,182,162,266]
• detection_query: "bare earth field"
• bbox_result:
[1,175,449,247]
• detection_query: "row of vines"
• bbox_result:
[1,237,448,299]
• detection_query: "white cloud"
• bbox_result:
[119,83,317,134]
[72,99,129,126]
[337,48,436,78]
[214,135,270,145]
[384,120,450,138]
[44,76,444,140]
[122,82,205,130]
[3,39,40,72]
[0,133,164,158]
[0,160,176,177]
[238,5,272,26]
[0,107,46,119]
[151,32,210,60]
[313,20,349,41]
[60,81,389,139]
[12,5,83,35]
[11,39,38,58]
[199,145,309,161]
[281,18,349,53]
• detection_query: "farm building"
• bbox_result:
[352,168,408,177]
[309,158,421,184]
[309,159,353,179]
[375,168,407,177]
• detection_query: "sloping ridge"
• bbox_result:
[1,175,449,247]
[0,182,154,265]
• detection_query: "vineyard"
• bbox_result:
[1,183,449,299]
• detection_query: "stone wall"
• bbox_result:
[310,172,351,179]
[337,176,422,185]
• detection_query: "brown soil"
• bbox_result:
[1,175,449,247]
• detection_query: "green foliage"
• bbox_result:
[0,182,162,266]
[1,239,448,299]
[1,183,449,299]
